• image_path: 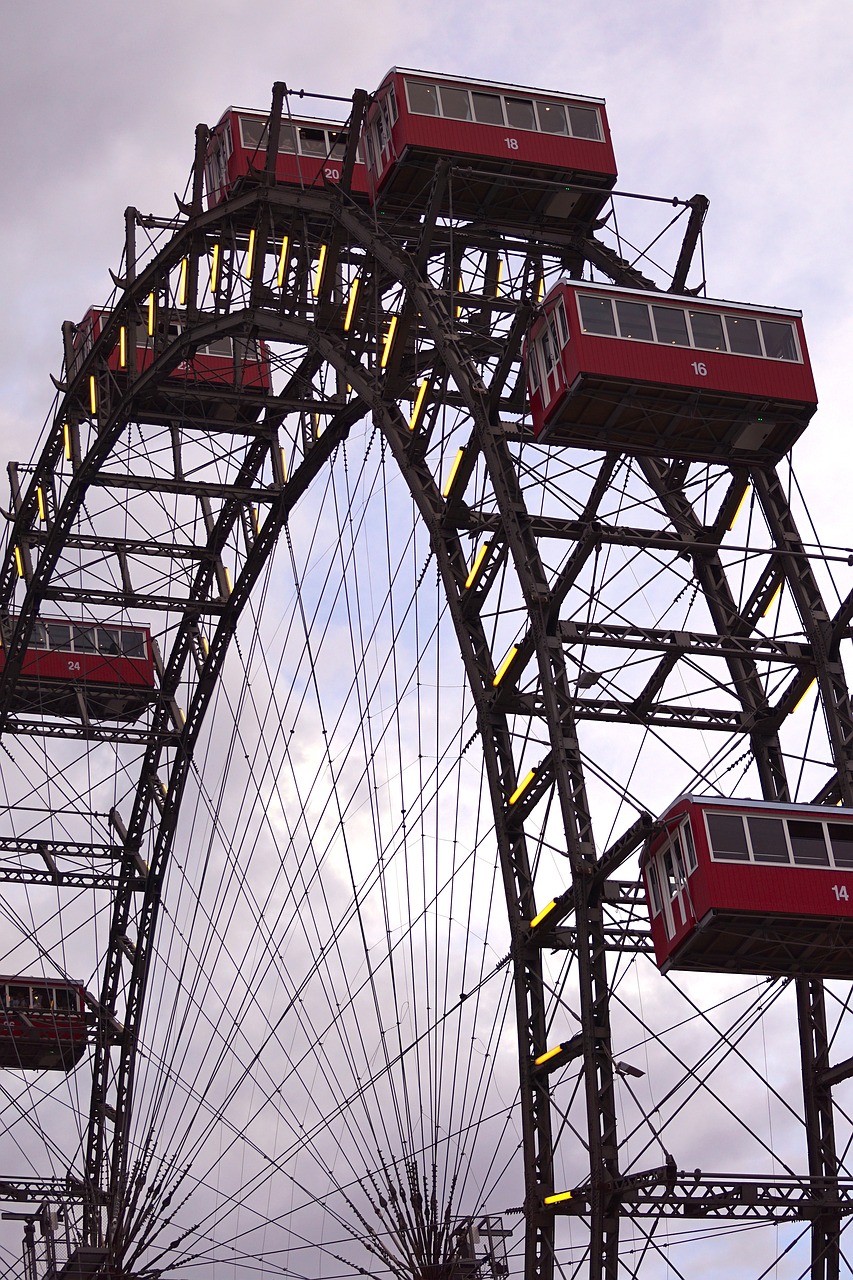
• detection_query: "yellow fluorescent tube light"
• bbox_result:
[408,378,429,431]
[442,448,465,498]
[534,1045,563,1067]
[245,228,257,279]
[210,243,221,293]
[464,541,490,590]
[147,292,155,337]
[88,375,98,414]
[495,258,504,296]
[509,769,536,807]
[280,446,289,483]
[276,236,290,288]
[537,276,546,302]
[544,1190,573,1206]
[343,277,360,331]
[492,645,519,688]
[529,899,557,930]
[728,484,751,531]
[381,315,398,368]
[790,677,817,714]
[63,422,72,461]
[119,325,127,369]
[762,583,782,617]
[14,547,24,578]
[178,256,189,305]
[36,487,46,522]
[312,244,327,298]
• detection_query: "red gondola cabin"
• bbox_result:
[0,617,156,721]
[72,308,272,396]
[641,795,853,978]
[204,107,368,206]
[0,977,88,1070]
[364,69,617,226]
[525,281,818,463]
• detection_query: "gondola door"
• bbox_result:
[657,827,696,942]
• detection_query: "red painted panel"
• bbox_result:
[0,648,155,690]
[388,109,614,176]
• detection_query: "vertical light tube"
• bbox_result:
[408,378,429,430]
[312,244,327,298]
[276,236,290,288]
[210,243,221,293]
[343,277,360,331]
[381,315,398,368]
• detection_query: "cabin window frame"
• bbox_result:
[573,292,803,365]
[237,115,355,165]
[702,807,853,871]
[553,297,570,348]
[402,78,604,144]
[1,982,82,1013]
[9,616,149,660]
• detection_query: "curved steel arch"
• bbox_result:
[2,118,853,1280]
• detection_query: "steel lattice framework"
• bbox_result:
[2,83,853,1280]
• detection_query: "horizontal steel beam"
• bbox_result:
[0,838,122,858]
[0,1178,85,1204]
[4,718,175,744]
[28,530,214,561]
[0,867,124,890]
[90,472,278,501]
[553,1173,853,1220]
[41,584,228,614]
[572,698,746,731]
[560,620,811,665]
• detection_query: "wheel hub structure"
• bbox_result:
[1,85,853,1280]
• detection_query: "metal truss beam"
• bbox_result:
[0,1179,85,1204]
[40,585,229,613]
[559,620,812,665]
[556,1173,853,1220]
[3,719,173,745]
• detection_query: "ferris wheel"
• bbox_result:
[1,69,853,1280]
